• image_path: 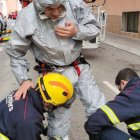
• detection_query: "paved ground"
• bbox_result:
[1,42,140,139]
[0,27,140,139]
[102,32,140,57]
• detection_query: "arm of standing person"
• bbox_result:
[85,94,135,140]
[5,11,35,100]
[55,0,100,40]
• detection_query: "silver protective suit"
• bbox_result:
[6,0,105,139]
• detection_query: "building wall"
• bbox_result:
[104,0,140,15]
[0,0,22,17]
[0,0,7,16]
[0,0,22,16]
[103,0,140,39]
[7,0,22,15]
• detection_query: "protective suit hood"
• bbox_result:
[33,0,66,12]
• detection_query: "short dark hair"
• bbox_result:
[115,68,139,85]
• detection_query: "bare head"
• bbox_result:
[115,68,139,91]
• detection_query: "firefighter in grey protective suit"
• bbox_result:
[6,0,105,139]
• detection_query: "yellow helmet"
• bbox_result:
[37,73,74,106]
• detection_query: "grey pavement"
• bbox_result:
[102,32,140,57]
[0,19,139,140]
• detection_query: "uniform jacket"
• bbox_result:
[0,88,45,140]
[6,0,100,84]
[85,77,140,140]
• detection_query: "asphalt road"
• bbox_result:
[0,43,140,140]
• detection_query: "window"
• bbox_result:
[122,12,139,33]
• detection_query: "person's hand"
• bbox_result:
[54,21,78,37]
[14,80,35,100]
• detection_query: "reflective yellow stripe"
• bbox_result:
[0,133,9,140]
[128,122,140,131]
[3,37,10,41]
[100,105,120,125]
[129,138,133,140]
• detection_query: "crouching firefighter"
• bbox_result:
[85,68,140,140]
[0,73,75,140]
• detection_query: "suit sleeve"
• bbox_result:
[85,94,135,140]
[5,11,33,84]
[72,0,100,41]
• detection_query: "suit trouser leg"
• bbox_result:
[75,64,105,117]
[47,64,105,138]
[47,107,70,139]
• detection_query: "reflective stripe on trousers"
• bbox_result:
[0,133,9,140]
[128,122,140,131]
[100,105,120,125]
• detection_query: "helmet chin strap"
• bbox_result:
[43,101,57,112]
[35,84,39,91]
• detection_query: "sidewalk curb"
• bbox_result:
[101,40,140,57]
